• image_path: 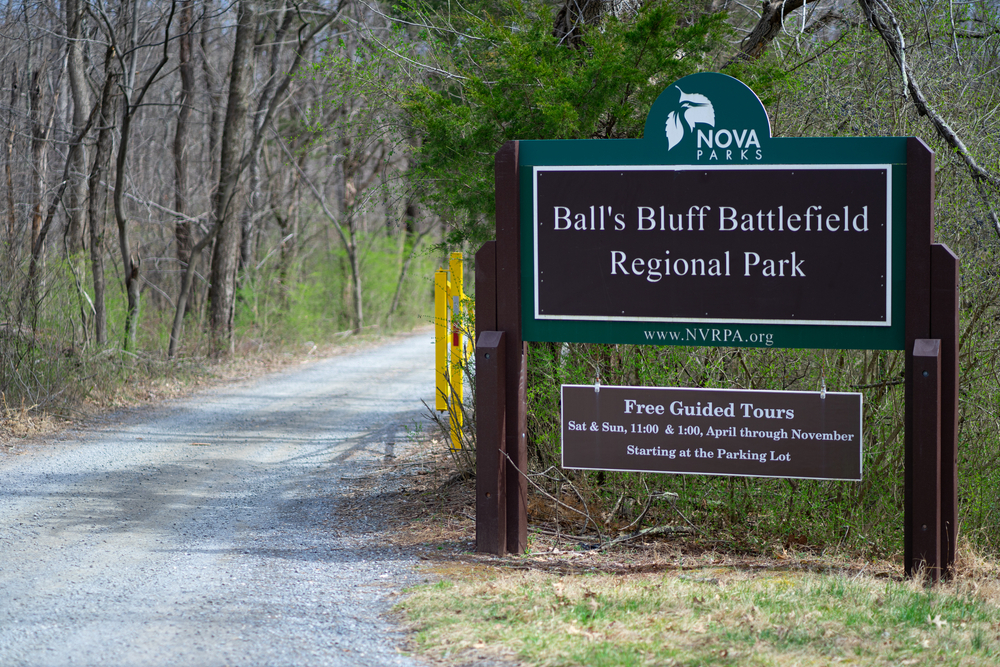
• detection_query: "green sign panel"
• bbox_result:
[520,72,908,350]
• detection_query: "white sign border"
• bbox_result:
[532,164,894,328]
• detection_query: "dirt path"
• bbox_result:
[0,331,436,667]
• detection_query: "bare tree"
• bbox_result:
[238,3,337,271]
[553,0,607,47]
[88,51,120,346]
[64,0,90,255]
[207,0,256,354]
[19,106,97,329]
[5,62,18,246]
[201,0,336,353]
[173,0,196,270]
[727,0,807,64]
[27,58,61,254]
[100,0,176,349]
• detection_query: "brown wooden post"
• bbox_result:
[930,244,959,574]
[475,242,497,339]
[476,331,506,555]
[904,138,934,577]
[494,141,528,554]
[475,241,503,553]
[911,339,942,583]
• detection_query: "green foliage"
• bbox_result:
[0,257,199,413]
[401,0,728,245]
[0,222,434,416]
[233,230,436,344]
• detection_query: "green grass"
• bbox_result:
[399,564,1000,666]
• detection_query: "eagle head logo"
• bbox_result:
[665,87,715,150]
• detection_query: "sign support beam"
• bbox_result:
[912,339,942,583]
[931,244,960,572]
[475,330,507,555]
[904,137,935,578]
[494,141,528,554]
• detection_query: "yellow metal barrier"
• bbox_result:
[449,252,464,450]
[435,253,468,450]
[434,268,449,411]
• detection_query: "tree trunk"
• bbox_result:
[271,144,302,299]
[113,0,176,350]
[553,0,606,47]
[239,4,293,272]
[238,151,260,270]
[208,0,256,354]
[19,96,98,329]
[28,69,56,253]
[235,4,331,274]
[88,54,119,347]
[173,0,195,269]
[388,224,431,323]
[201,0,222,190]
[168,221,219,358]
[331,139,363,332]
[726,0,805,66]
[347,221,363,333]
[5,63,18,246]
[113,0,143,350]
[65,0,89,255]
[22,59,60,321]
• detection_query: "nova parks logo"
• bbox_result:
[664,85,762,161]
[664,87,715,149]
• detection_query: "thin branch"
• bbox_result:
[356,28,468,80]
[949,0,964,68]
[954,29,1000,39]
[272,129,351,251]
[861,0,1000,237]
[353,0,485,41]
[504,455,606,539]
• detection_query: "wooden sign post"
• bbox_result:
[475,73,959,582]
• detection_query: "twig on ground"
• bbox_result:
[602,525,697,549]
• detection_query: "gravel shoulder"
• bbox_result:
[0,330,440,667]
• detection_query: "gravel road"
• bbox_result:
[0,331,437,667]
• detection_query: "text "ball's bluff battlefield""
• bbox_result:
[552,203,872,280]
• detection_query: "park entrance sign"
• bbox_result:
[474,72,958,583]
[534,165,893,344]
[525,72,905,350]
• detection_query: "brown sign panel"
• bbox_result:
[534,166,891,327]
[562,385,862,480]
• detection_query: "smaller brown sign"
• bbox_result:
[562,385,862,480]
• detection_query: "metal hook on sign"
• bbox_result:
[820,377,827,400]
[594,366,601,394]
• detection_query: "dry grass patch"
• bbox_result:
[399,562,1000,666]
[0,395,64,449]
[373,448,1000,666]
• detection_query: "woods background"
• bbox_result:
[2,0,999,558]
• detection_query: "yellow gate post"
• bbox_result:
[434,268,449,411]
[449,252,464,450]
